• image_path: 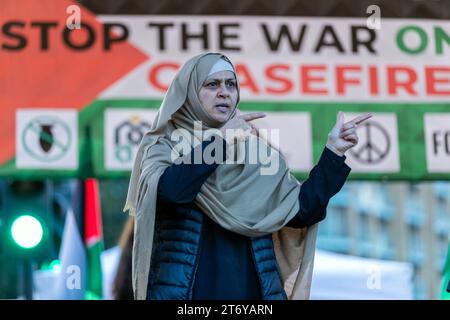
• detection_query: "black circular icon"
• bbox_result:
[22,116,72,162]
[349,121,390,164]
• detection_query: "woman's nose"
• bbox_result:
[218,91,229,98]
[217,84,230,98]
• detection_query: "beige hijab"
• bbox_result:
[124,53,318,300]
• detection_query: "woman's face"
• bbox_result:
[198,70,238,123]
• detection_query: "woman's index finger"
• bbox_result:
[241,112,267,122]
[351,113,373,125]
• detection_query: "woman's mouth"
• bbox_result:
[215,104,230,113]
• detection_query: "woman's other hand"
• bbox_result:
[326,111,373,157]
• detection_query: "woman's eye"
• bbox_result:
[226,81,236,88]
[206,82,217,87]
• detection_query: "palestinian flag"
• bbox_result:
[441,240,450,300]
[84,178,104,300]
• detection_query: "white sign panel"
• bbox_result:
[16,109,78,169]
[251,112,312,171]
[98,16,450,102]
[344,113,400,173]
[424,113,450,172]
[104,108,158,170]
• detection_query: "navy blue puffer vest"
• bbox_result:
[146,204,287,300]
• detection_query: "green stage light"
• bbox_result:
[10,215,44,249]
[48,259,61,272]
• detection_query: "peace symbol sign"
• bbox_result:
[349,120,390,164]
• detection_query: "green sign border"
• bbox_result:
[1,100,449,181]
[88,99,450,181]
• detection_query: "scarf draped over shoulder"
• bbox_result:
[124,53,318,300]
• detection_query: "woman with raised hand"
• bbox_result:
[124,52,371,300]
